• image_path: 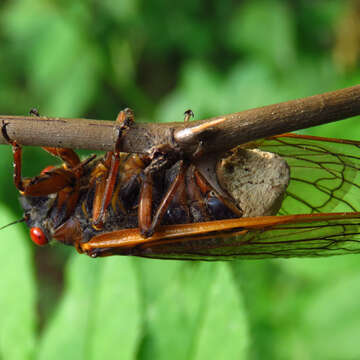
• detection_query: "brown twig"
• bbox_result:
[1,85,360,156]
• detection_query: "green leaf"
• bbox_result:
[300,270,360,359]
[100,0,139,22]
[3,0,102,117]
[38,255,142,360]
[228,1,296,68]
[192,264,248,360]
[156,61,222,122]
[27,17,102,117]
[43,51,101,117]
[0,205,37,360]
[136,261,248,359]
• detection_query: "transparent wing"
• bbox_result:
[133,213,360,260]
[81,213,360,260]
[257,134,360,214]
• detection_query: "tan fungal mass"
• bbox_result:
[217,147,290,217]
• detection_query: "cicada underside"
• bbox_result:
[3,110,360,260]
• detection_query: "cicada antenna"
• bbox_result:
[0,218,26,231]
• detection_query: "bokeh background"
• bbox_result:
[1,0,360,359]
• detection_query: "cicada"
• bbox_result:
[2,109,360,260]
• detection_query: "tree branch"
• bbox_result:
[0,85,360,156]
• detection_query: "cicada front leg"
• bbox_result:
[1,120,80,196]
[28,107,81,170]
[2,120,25,192]
[90,108,139,229]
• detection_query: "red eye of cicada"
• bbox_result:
[30,227,48,246]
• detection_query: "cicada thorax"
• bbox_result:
[76,152,243,244]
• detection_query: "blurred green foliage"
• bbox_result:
[1,0,360,359]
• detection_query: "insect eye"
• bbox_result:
[30,227,48,246]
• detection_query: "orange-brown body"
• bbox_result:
[4,109,360,260]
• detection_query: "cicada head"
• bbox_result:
[19,195,56,246]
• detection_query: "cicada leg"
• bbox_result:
[91,108,137,229]
[91,152,120,228]
[191,167,243,218]
[137,109,242,238]
[138,160,188,237]
[2,121,25,192]
[28,108,81,169]
[1,120,80,196]
[2,109,95,218]
[41,147,80,169]
[135,109,196,237]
